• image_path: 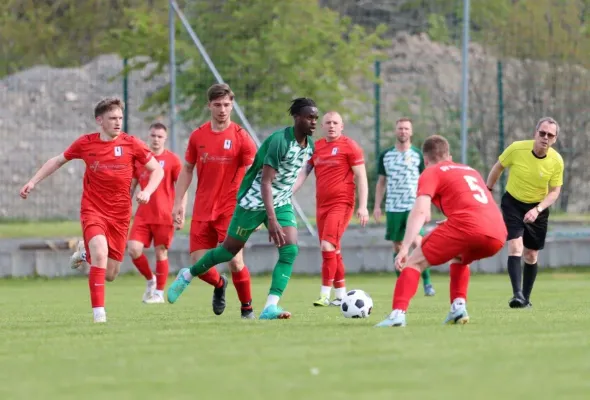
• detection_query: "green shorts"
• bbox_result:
[385,211,425,242]
[227,204,297,242]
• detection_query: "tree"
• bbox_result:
[115,0,387,128]
[483,0,590,211]
[0,0,166,77]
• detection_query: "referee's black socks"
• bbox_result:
[507,255,522,295]
[522,262,538,302]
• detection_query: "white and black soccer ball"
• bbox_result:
[340,289,373,318]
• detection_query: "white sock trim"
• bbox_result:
[320,285,332,297]
[334,286,346,299]
[182,270,193,281]
[264,294,280,308]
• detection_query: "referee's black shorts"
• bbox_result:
[500,191,549,250]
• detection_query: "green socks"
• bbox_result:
[393,252,432,285]
[269,244,298,297]
[421,268,431,285]
[189,246,234,276]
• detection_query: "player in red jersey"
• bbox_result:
[128,122,183,304]
[20,97,164,323]
[375,135,507,327]
[295,111,369,307]
[172,83,257,319]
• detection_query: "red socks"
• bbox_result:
[392,268,421,311]
[132,254,154,280]
[321,251,337,287]
[89,266,106,308]
[155,259,169,290]
[450,263,470,303]
[199,267,224,288]
[232,266,252,309]
[334,252,346,288]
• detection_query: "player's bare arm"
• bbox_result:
[486,161,505,191]
[136,157,164,204]
[261,164,286,247]
[293,163,314,194]
[524,185,561,223]
[20,153,69,199]
[373,175,386,221]
[130,178,139,197]
[395,195,432,270]
[172,162,194,224]
[352,164,369,227]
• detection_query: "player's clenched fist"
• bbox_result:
[357,207,369,227]
[136,190,151,204]
[394,246,409,271]
[172,204,185,229]
[373,207,382,223]
[20,182,35,199]
[268,218,286,247]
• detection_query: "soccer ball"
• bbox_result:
[340,289,373,318]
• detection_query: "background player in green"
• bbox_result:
[373,117,435,296]
[167,98,318,319]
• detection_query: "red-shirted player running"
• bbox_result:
[375,135,507,327]
[295,111,369,307]
[172,83,257,319]
[128,122,183,304]
[19,98,164,323]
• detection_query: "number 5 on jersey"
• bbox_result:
[463,175,489,204]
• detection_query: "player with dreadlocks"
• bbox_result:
[168,98,318,320]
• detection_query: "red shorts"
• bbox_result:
[128,219,175,249]
[190,214,232,253]
[81,215,129,263]
[316,204,354,247]
[422,222,505,266]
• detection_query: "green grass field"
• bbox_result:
[1,272,589,400]
[2,211,590,238]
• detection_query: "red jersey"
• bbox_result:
[64,132,153,221]
[417,161,507,241]
[134,149,181,225]
[310,135,365,208]
[185,121,256,221]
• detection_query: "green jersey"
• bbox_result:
[378,145,424,212]
[238,126,314,211]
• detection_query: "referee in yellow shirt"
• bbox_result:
[486,117,564,309]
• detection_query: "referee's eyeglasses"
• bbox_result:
[538,130,556,139]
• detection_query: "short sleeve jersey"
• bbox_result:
[134,149,182,225]
[238,127,314,211]
[63,132,153,221]
[185,121,256,221]
[498,140,564,204]
[378,146,424,212]
[417,161,507,241]
[310,135,364,208]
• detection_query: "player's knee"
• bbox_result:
[91,250,108,268]
[106,260,121,282]
[105,271,118,282]
[228,257,244,272]
[278,244,298,264]
[127,243,143,259]
[523,249,538,264]
[221,238,244,256]
[154,246,168,261]
[507,238,524,256]
[393,242,402,253]
[127,247,143,260]
[320,240,336,252]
